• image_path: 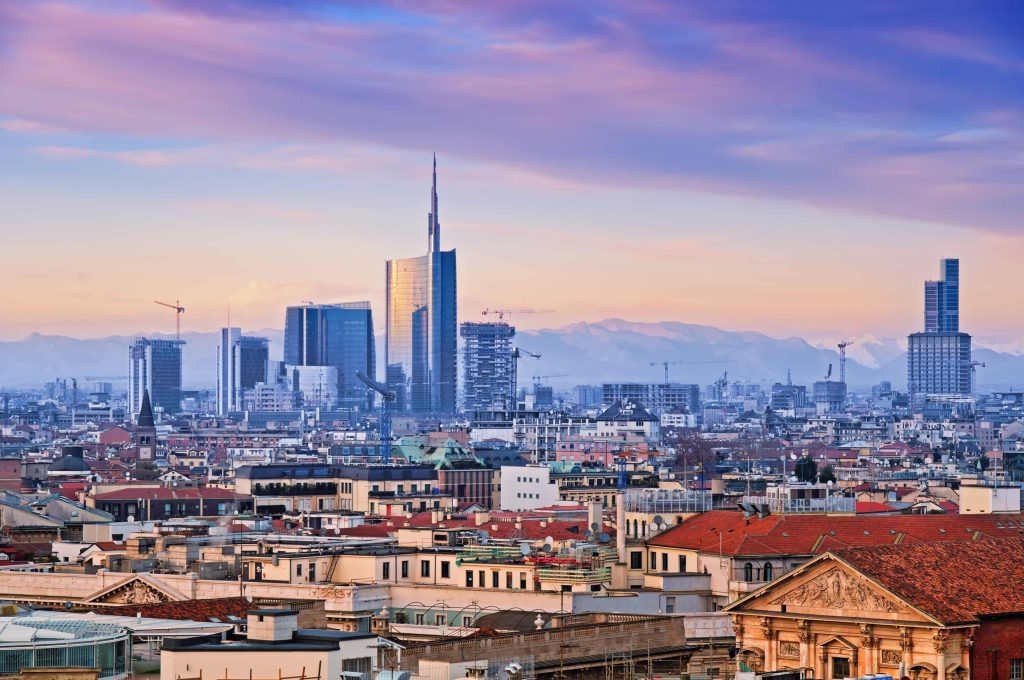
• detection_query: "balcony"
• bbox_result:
[536,566,612,584]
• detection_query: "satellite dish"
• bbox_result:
[479,536,490,545]
[544,536,554,546]
[541,545,551,553]
[126,515,135,523]
[519,544,531,556]
[590,522,600,532]
[598,533,610,543]
[652,515,664,527]
[584,529,594,540]
[334,528,341,535]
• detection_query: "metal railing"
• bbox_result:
[741,495,855,514]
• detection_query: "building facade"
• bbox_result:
[602,383,700,415]
[460,321,515,412]
[385,157,457,413]
[217,328,269,415]
[128,337,185,416]
[283,302,376,410]
[910,258,971,402]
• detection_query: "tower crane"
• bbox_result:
[970,361,986,395]
[837,340,854,384]
[510,346,541,408]
[533,373,568,387]
[356,372,395,465]
[481,308,555,322]
[649,359,730,383]
[154,299,186,340]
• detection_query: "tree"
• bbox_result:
[817,465,837,484]
[794,456,817,483]
[134,462,161,481]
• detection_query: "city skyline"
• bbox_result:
[1,1,1022,345]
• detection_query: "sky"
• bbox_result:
[0,0,1021,346]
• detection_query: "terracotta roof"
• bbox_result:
[90,487,249,501]
[98,596,253,621]
[648,509,1024,557]
[832,537,1024,624]
[855,501,898,514]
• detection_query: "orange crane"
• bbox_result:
[481,308,555,322]
[154,299,186,340]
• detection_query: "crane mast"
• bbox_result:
[357,372,395,464]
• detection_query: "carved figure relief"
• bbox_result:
[778,641,800,658]
[769,567,898,612]
[797,619,813,644]
[881,650,903,666]
[101,580,166,604]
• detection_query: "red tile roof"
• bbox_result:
[832,537,1024,624]
[855,501,898,514]
[648,509,1024,557]
[97,596,254,621]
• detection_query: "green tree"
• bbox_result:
[817,465,837,484]
[794,457,817,483]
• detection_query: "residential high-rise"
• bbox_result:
[128,337,185,417]
[283,302,376,409]
[601,383,701,415]
[385,156,457,413]
[909,258,971,400]
[461,322,515,412]
[217,328,269,415]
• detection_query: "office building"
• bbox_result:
[128,337,184,417]
[601,383,700,415]
[385,156,457,413]
[216,328,269,415]
[924,257,959,332]
[770,382,807,411]
[461,321,515,412]
[284,302,376,409]
[909,258,971,400]
[288,365,339,408]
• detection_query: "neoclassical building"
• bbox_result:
[724,538,1024,680]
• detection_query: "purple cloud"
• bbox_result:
[0,0,1020,232]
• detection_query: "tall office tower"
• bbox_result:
[924,258,960,332]
[217,328,270,415]
[909,258,971,401]
[461,322,515,412]
[283,302,376,409]
[385,156,457,413]
[128,337,185,417]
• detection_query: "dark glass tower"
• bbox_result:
[283,302,376,409]
[909,257,971,401]
[385,156,458,413]
[924,258,959,333]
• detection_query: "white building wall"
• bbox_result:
[500,465,559,511]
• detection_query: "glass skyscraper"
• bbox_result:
[909,257,971,401]
[217,328,269,415]
[385,156,458,413]
[283,302,376,409]
[128,337,185,417]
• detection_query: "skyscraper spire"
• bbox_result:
[428,154,440,253]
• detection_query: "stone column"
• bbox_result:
[934,630,949,680]
[798,620,813,671]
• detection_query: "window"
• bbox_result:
[520,572,527,589]
[763,562,773,582]
[678,555,686,573]
[831,657,850,680]
[650,552,657,570]
[466,571,474,587]
[296,564,302,576]
[1012,660,1023,680]
[743,562,753,581]
[664,596,676,614]
[441,561,451,578]
[435,614,446,626]
[415,613,424,625]
[420,560,430,577]
[401,560,409,578]
[382,562,390,580]
[342,658,372,676]
[463,616,473,626]
[630,552,643,569]
[492,571,499,588]
[506,571,513,588]
[661,553,668,572]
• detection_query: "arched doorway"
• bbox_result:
[909,663,937,680]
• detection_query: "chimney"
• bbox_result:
[247,609,298,642]
[587,501,602,534]
[474,512,490,526]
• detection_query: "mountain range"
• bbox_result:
[1,319,1021,392]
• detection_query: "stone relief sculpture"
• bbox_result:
[769,567,898,612]
[103,580,165,604]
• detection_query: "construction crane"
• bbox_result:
[970,361,986,395]
[533,373,568,387]
[356,372,395,464]
[649,359,730,383]
[837,340,854,384]
[154,299,186,340]
[481,308,555,322]
[824,363,833,381]
[510,346,541,408]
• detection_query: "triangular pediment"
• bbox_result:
[84,574,186,605]
[725,555,938,625]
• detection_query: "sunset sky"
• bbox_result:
[0,1,1021,346]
